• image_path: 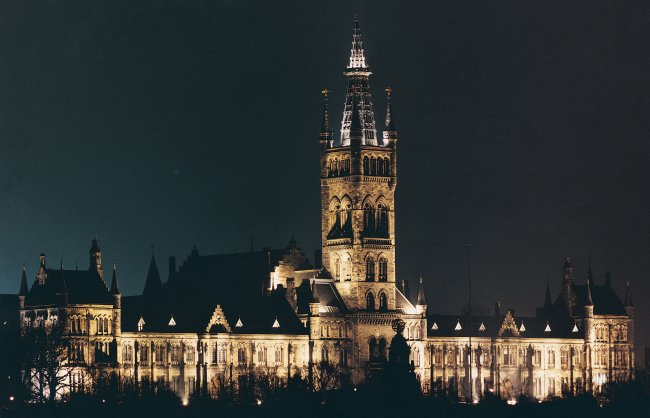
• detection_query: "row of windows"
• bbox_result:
[363,203,389,237]
[325,157,391,178]
[365,257,388,281]
[595,324,627,342]
[366,291,388,311]
[331,253,389,282]
[327,196,390,240]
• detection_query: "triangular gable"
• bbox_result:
[498,310,520,337]
[205,304,232,333]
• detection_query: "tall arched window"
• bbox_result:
[377,203,389,237]
[369,337,377,361]
[327,200,341,239]
[412,346,421,367]
[378,258,388,282]
[384,158,391,176]
[340,201,352,237]
[366,292,375,310]
[365,257,375,281]
[379,292,388,311]
[363,203,375,236]
[334,258,341,281]
[363,157,370,175]
[378,338,387,361]
[370,157,377,175]
[321,346,329,364]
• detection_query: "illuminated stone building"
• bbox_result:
[17,15,634,402]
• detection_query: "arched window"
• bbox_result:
[366,292,376,310]
[370,157,377,175]
[363,203,375,236]
[369,337,377,361]
[342,255,352,281]
[384,158,391,176]
[340,200,352,237]
[327,199,341,239]
[377,203,389,237]
[334,258,341,281]
[412,346,421,367]
[378,258,388,282]
[379,292,388,311]
[378,338,387,361]
[365,256,375,281]
[321,346,329,364]
[363,157,370,175]
[237,347,247,365]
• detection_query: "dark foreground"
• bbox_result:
[2,390,649,418]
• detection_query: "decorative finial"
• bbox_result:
[321,88,329,97]
[385,86,392,97]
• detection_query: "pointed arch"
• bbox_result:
[362,199,376,236]
[379,291,388,311]
[327,197,342,239]
[363,156,370,175]
[332,254,341,281]
[366,290,376,310]
[365,254,376,281]
[370,157,377,175]
[340,195,353,237]
[375,197,390,237]
[378,256,388,282]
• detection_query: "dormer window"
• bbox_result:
[168,315,176,327]
[138,316,145,332]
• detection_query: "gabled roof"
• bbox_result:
[427,313,582,339]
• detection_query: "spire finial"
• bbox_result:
[385,86,396,132]
[111,261,121,295]
[320,88,333,141]
[585,277,594,306]
[347,12,368,70]
[19,265,29,296]
[624,281,634,307]
[417,275,427,306]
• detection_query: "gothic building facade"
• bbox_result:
[16,16,635,402]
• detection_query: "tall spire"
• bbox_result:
[339,12,379,147]
[624,281,634,307]
[348,11,368,70]
[19,265,29,296]
[543,280,553,308]
[110,262,121,295]
[143,249,162,295]
[587,254,594,285]
[585,277,594,306]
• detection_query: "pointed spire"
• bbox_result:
[320,89,333,142]
[385,87,396,131]
[585,277,594,306]
[416,275,427,306]
[348,11,368,70]
[110,262,121,295]
[543,280,553,308]
[19,265,29,296]
[624,281,634,307]
[57,262,68,294]
[143,250,162,295]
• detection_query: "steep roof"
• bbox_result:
[122,247,307,335]
[26,268,112,306]
[572,283,627,316]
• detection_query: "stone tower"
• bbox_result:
[320,14,398,310]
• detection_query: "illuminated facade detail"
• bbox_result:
[15,15,635,404]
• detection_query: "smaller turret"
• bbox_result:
[110,262,121,308]
[89,238,103,279]
[309,280,320,316]
[319,89,333,149]
[383,87,397,145]
[584,277,594,317]
[416,276,427,314]
[624,281,634,318]
[18,265,28,309]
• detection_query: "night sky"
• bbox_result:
[1,1,649,358]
